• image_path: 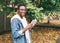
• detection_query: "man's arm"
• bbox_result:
[22,23,33,33]
[19,19,37,34]
[11,18,37,38]
[11,18,25,38]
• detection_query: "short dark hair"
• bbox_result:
[17,3,26,10]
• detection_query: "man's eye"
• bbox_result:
[20,9,26,10]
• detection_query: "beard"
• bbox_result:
[21,13,25,16]
[18,13,26,18]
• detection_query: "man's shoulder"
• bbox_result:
[11,15,20,22]
[11,15,17,19]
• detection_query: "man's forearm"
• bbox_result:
[19,19,37,34]
[22,23,32,33]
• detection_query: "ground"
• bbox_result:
[0,27,60,43]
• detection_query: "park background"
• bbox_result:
[0,0,60,43]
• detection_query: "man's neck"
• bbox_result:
[18,14,23,19]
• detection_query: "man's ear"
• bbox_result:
[17,10,19,14]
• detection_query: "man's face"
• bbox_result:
[18,6,26,17]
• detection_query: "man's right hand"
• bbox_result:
[26,19,37,30]
[22,19,37,33]
[31,19,37,26]
[21,23,32,33]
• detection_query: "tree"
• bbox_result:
[0,0,60,23]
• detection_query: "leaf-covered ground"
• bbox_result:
[0,27,60,43]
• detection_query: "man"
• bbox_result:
[11,4,37,43]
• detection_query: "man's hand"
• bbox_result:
[22,19,37,33]
[31,19,37,27]
[21,23,32,33]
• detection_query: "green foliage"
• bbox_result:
[25,0,44,22]
[0,0,60,22]
[9,10,15,16]
[32,0,60,10]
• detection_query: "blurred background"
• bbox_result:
[0,0,60,43]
